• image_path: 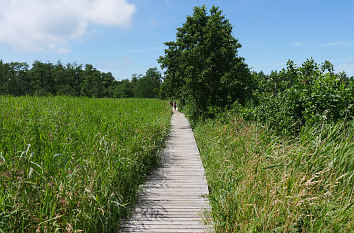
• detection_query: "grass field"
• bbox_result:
[194,114,353,232]
[0,96,171,232]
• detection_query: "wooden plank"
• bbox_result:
[131,213,205,217]
[119,112,212,232]
[122,224,208,229]
[123,224,207,228]
[127,217,204,220]
[121,229,208,233]
[134,208,208,211]
[141,192,208,196]
[141,192,208,195]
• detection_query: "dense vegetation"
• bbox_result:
[159,6,353,129]
[159,5,253,121]
[0,97,171,232]
[194,114,353,232]
[111,68,162,99]
[159,5,354,232]
[1,3,353,232]
[247,59,353,134]
[0,60,162,98]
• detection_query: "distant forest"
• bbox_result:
[0,60,162,98]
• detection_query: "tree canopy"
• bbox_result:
[159,5,253,119]
[249,59,354,134]
[0,60,162,99]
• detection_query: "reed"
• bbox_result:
[194,115,353,232]
[0,96,171,232]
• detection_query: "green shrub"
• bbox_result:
[251,59,353,134]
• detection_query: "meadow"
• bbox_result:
[0,96,171,232]
[194,113,353,232]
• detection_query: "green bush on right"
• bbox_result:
[248,59,353,135]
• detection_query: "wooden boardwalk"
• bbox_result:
[120,111,211,233]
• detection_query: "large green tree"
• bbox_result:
[159,5,253,118]
[134,68,162,98]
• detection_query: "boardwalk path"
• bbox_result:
[120,111,211,232]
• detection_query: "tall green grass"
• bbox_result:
[0,96,171,232]
[194,115,353,232]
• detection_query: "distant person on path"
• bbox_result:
[173,102,177,111]
[169,100,173,107]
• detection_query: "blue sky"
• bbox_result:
[0,0,353,80]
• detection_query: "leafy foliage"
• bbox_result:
[248,59,353,134]
[0,60,115,97]
[111,68,163,98]
[133,68,162,98]
[159,5,253,120]
[0,60,162,99]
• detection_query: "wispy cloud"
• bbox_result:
[149,18,158,27]
[0,0,136,53]
[101,57,134,68]
[128,48,156,53]
[57,47,71,54]
[164,0,172,6]
[100,58,134,72]
[253,62,284,68]
[334,59,354,76]
[289,41,303,46]
[323,41,354,47]
[120,57,134,65]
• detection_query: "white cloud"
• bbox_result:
[0,0,135,52]
[128,48,155,53]
[149,18,158,27]
[120,57,133,65]
[57,47,72,54]
[336,60,354,76]
[164,0,172,6]
[328,59,354,76]
[289,41,303,46]
[324,41,354,47]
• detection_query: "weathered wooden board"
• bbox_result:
[119,111,212,232]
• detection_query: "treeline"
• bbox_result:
[159,5,353,133]
[0,60,162,98]
[111,68,162,98]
